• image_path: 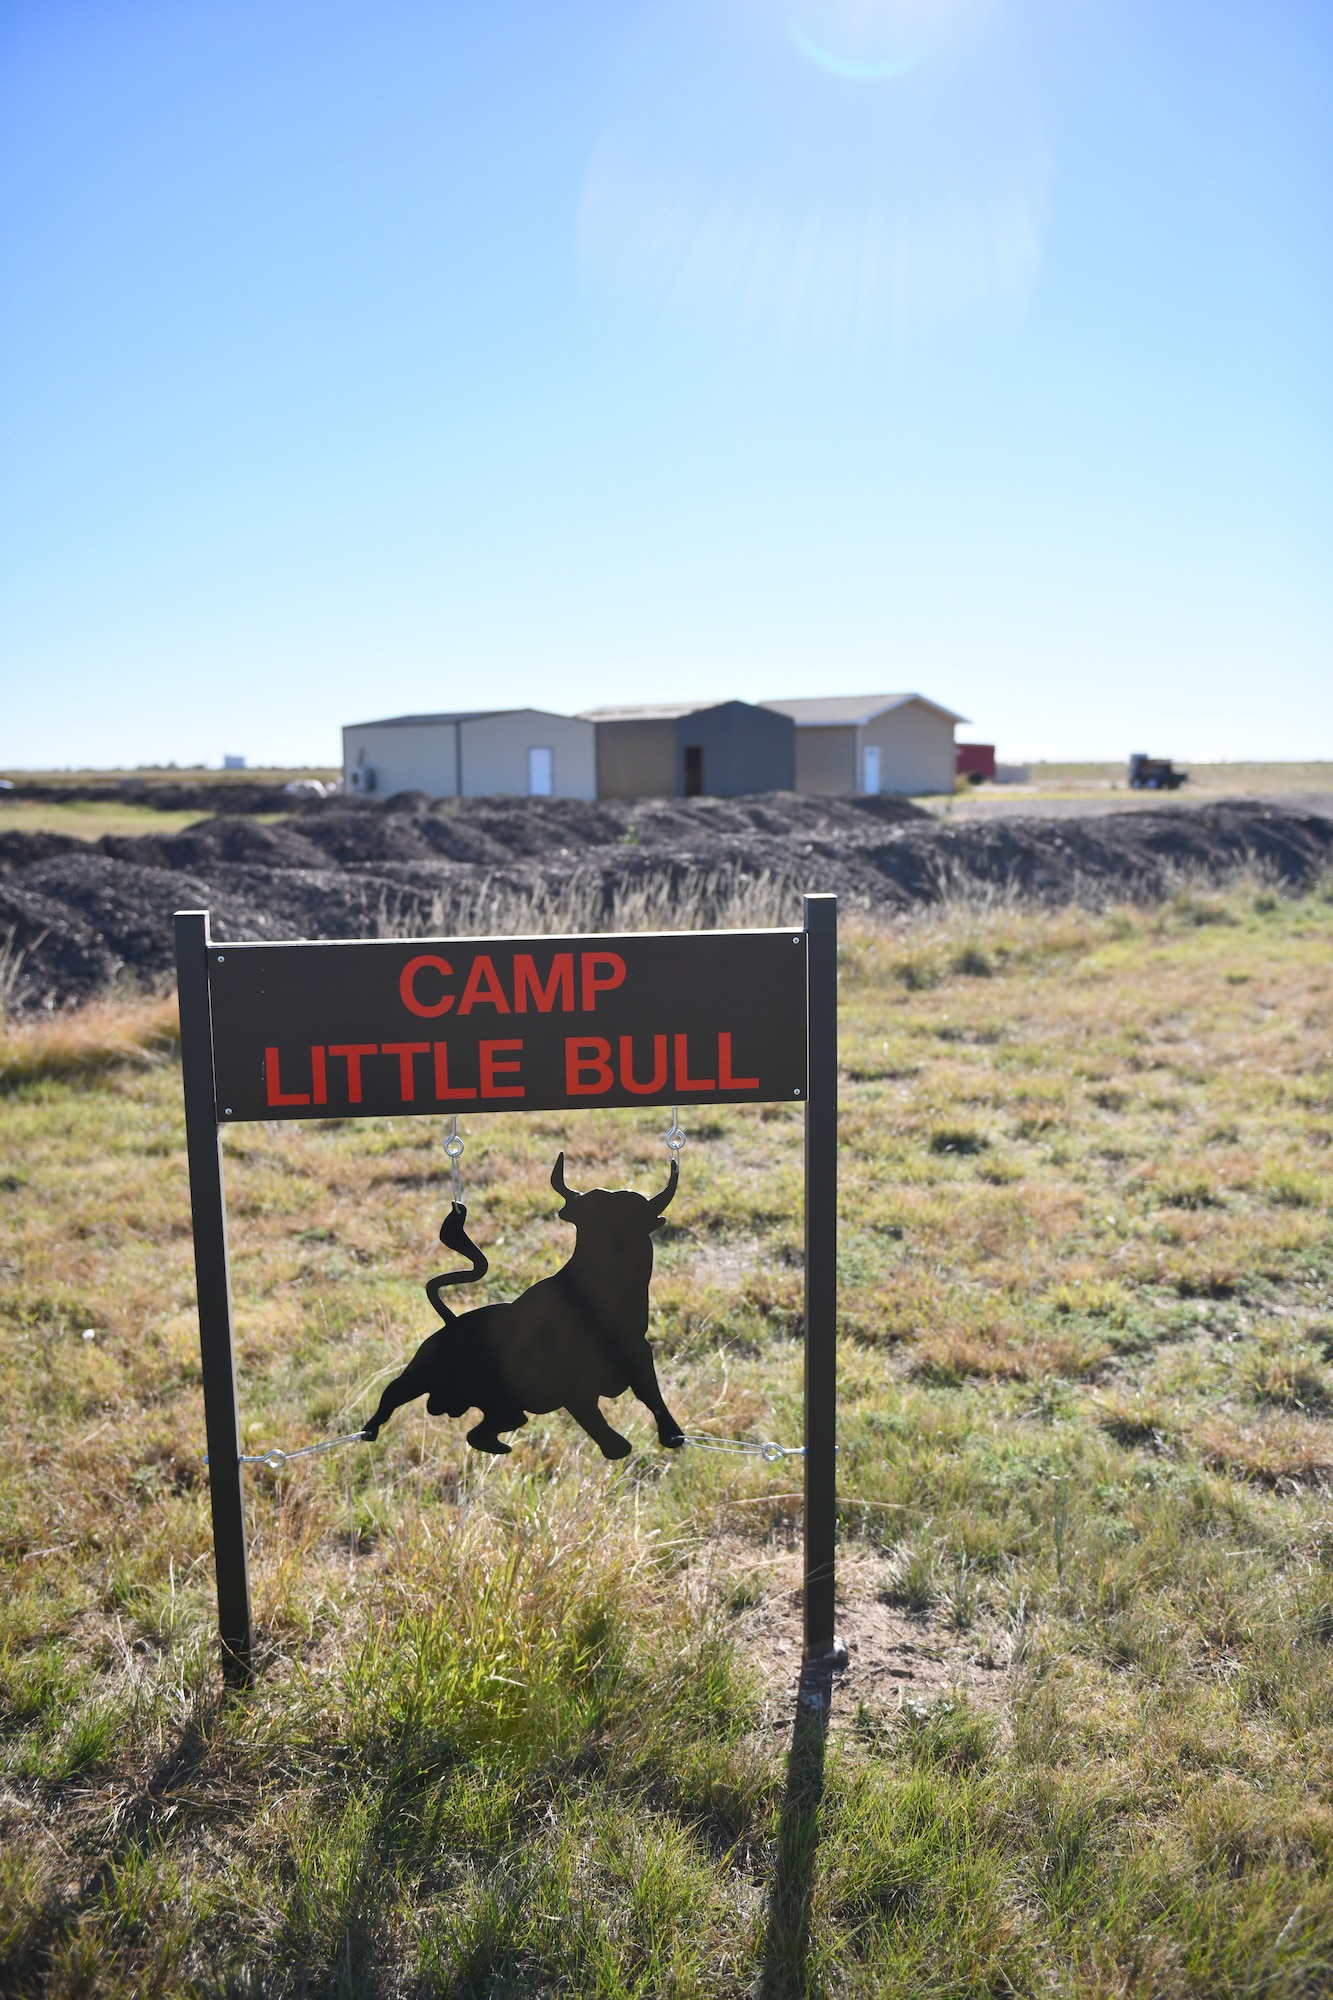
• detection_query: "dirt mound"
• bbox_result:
[2,777,328,815]
[853,798,1333,904]
[1,794,1329,1016]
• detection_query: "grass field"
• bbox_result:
[1022,764,1333,797]
[2,880,1332,1996]
[0,768,338,843]
[0,799,223,841]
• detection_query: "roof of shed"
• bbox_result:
[761,694,968,727]
[343,708,578,730]
[575,700,771,724]
[576,703,698,722]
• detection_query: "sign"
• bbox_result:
[175,904,840,1688]
[207,931,808,1121]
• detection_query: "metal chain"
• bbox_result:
[680,1432,805,1462]
[651,1120,804,1461]
[205,1431,367,1471]
[219,1428,803,1470]
[444,1115,464,1203]
[238,1432,368,1469]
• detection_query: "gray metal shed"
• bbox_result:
[578,700,795,800]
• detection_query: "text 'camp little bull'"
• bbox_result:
[206,929,810,1121]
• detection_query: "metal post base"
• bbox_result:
[803,1635,849,1671]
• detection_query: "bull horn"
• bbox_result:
[550,1152,580,1201]
[646,1158,678,1217]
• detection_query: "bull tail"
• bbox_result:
[425,1200,489,1324]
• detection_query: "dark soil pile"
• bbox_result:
[2,793,1329,1015]
[2,777,325,814]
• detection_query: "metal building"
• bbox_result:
[341,709,597,801]
[577,700,795,800]
[760,694,966,796]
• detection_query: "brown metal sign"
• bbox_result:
[206,930,809,1121]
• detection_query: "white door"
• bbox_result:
[528,746,554,796]
[862,744,881,795]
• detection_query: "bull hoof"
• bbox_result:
[600,1435,633,1460]
[360,1418,381,1441]
[658,1427,686,1449]
[467,1424,512,1455]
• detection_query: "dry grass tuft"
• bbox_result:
[0,991,179,1091]
[374,863,807,941]
[1195,1414,1333,1487]
[909,1328,1032,1386]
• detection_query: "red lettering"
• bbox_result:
[400,955,454,1017]
[581,951,626,1011]
[311,1045,327,1106]
[265,1046,310,1107]
[566,1037,614,1096]
[717,1032,759,1091]
[513,952,574,1013]
[328,1043,378,1104]
[432,1043,477,1100]
[480,1039,525,1099]
[674,1032,716,1092]
[619,1033,668,1095]
[381,1041,430,1101]
[458,955,511,1016]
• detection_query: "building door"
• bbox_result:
[862,744,881,795]
[683,745,704,796]
[528,746,554,796]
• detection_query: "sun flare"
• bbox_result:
[580,0,1048,347]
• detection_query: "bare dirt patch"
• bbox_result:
[708,1543,1011,1739]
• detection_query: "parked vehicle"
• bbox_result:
[956,743,996,784]
[1128,754,1187,791]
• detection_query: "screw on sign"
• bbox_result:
[174,905,842,1685]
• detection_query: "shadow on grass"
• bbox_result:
[759,1657,835,1999]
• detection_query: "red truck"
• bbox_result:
[956,743,997,784]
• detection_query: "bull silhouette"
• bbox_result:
[361,1153,686,1459]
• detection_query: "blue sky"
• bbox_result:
[2,0,1330,768]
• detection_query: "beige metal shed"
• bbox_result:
[761,694,966,796]
[341,709,597,801]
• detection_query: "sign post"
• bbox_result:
[174,902,839,1683]
[175,911,254,1684]
[802,894,843,1666]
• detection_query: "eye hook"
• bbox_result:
[444,1114,464,1203]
